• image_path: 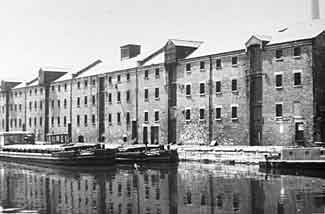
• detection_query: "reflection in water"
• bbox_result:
[0,162,325,214]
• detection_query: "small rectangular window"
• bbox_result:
[144,112,149,123]
[92,95,96,105]
[275,74,283,88]
[126,112,130,125]
[155,68,160,78]
[199,109,205,120]
[154,111,159,122]
[92,114,95,125]
[144,70,149,80]
[108,93,112,103]
[58,85,61,92]
[117,113,121,124]
[117,75,121,83]
[77,115,80,126]
[294,47,301,57]
[144,89,149,101]
[84,115,88,126]
[155,88,159,99]
[294,72,302,86]
[84,80,88,88]
[186,84,191,96]
[216,81,221,93]
[117,92,121,103]
[232,79,237,91]
[84,96,88,105]
[64,116,67,127]
[276,104,283,118]
[216,107,221,120]
[108,76,112,84]
[64,99,67,108]
[57,100,60,108]
[77,97,80,107]
[77,82,80,89]
[57,117,60,127]
[126,73,130,81]
[216,59,222,68]
[126,90,130,102]
[276,49,283,59]
[108,113,112,125]
[186,63,191,72]
[232,57,238,65]
[200,83,205,95]
[64,84,67,91]
[231,106,238,119]
[200,61,205,70]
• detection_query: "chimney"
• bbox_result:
[312,0,320,20]
[120,44,141,61]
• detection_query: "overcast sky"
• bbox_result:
[0,0,324,82]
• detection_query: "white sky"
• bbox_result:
[0,0,324,82]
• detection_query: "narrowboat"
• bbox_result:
[116,144,178,163]
[0,132,116,166]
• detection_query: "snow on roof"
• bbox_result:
[169,39,203,48]
[268,19,325,45]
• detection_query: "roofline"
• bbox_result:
[181,48,246,62]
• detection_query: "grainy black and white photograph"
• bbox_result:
[0,0,325,213]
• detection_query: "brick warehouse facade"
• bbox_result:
[1,21,325,146]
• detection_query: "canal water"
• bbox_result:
[0,162,325,214]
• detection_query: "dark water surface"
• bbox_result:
[0,162,325,214]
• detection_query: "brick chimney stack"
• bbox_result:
[312,0,320,20]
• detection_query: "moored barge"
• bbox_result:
[0,132,116,166]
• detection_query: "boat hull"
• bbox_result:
[116,150,178,163]
[0,151,115,166]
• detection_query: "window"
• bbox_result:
[275,73,283,88]
[232,79,237,91]
[64,99,67,108]
[186,63,191,72]
[117,91,121,103]
[92,95,96,105]
[294,71,302,86]
[216,107,221,120]
[51,100,54,108]
[200,61,205,70]
[216,81,221,93]
[84,96,88,105]
[57,117,60,127]
[108,113,112,125]
[92,79,96,86]
[84,115,88,127]
[144,111,149,123]
[231,106,238,119]
[108,76,112,84]
[39,117,42,127]
[19,104,22,112]
[185,109,191,121]
[57,100,60,108]
[108,93,112,104]
[117,112,121,125]
[276,103,283,118]
[34,89,37,95]
[126,73,130,81]
[64,116,66,127]
[155,88,159,99]
[144,89,149,101]
[276,49,283,59]
[19,119,22,127]
[92,114,95,125]
[117,75,121,83]
[84,80,88,88]
[51,117,54,127]
[185,84,191,97]
[155,68,160,78]
[34,102,37,110]
[77,81,80,89]
[77,115,80,126]
[199,108,205,120]
[34,117,37,127]
[29,102,32,110]
[216,59,222,69]
[154,111,159,122]
[40,101,42,110]
[126,90,130,103]
[200,83,205,95]
[144,70,149,79]
[77,97,80,107]
[58,85,61,92]
[64,83,67,91]
[294,47,301,57]
[52,86,55,91]
[126,112,130,125]
[232,56,238,65]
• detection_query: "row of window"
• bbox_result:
[108,68,161,84]
[185,80,238,96]
[107,88,160,104]
[76,96,96,107]
[107,111,160,125]
[275,71,302,88]
[184,47,302,72]
[76,79,96,89]
[184,106,238,121]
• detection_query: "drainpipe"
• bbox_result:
[23,87,27,131]
[135,67,139,143]
[208,56,213,144]
[69,75,74,143]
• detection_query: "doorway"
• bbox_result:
[151,126,159,144]
[295,122,304,144]
[143,126,148,145]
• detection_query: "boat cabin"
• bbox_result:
[0,131,35,148]
[46,134,69,144]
